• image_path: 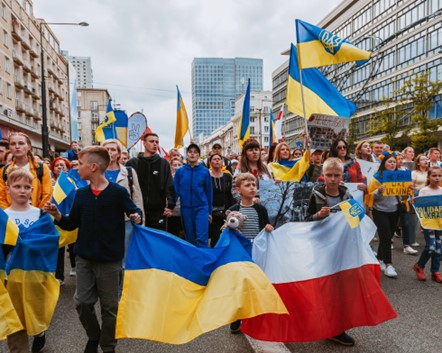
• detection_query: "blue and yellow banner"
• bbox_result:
[5,214,60,336]
[116,225,287,344]
[237,79,251,147]
[175,86,190,149]
[95,100,117,143]
[295,19,371,69]
[339,199,365,229]
[413,195,442,230]
[286,44,356,119]
[379,170,412,196]
[114,110,129,148]
[52,171,76,207]
[268,150,310,182]
[0,208,19,246]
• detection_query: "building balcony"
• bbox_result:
[14,76,25,88]
[32,109,41,120]
[22,60,32,73]
[11,21,23,42]
[15,101,27,113]
[30,45,39,58]
[31,88,40,99]
[30,66,40,78]
[23,84,33,95]
[12,50,23,64]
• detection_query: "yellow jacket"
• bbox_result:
[0,158,53,209]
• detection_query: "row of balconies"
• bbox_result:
[47,81,65,101]
[15,99,41,121]
[49,119,66,133]
[12,20,39,58]
[46,63,65,85]
[14,76,41,100]
[13,50,41,79]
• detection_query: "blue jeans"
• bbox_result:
[417,229,441,273]
[399,212,410,246]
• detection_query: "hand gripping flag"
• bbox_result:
[296,19,371,69]
[6,214,60,336]
[116,225,287,344]
[286,44,357,118]
[237,79,251,147]
[242,212,397,342]
[175,86,190,149]
[95,100,117,143]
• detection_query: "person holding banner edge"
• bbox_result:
[412,166,442,283]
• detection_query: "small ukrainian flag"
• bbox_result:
[339,199,365,229]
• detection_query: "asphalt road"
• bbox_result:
[1,231,441,353]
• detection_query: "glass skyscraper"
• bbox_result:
[192,57,263,138]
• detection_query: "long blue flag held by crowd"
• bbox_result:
[116,225,287,344]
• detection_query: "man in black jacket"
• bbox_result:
[126,133,176,230]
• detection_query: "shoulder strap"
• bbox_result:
[126,166,134,198]
[2,163,10,182]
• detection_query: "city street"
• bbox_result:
[1,232,442,353]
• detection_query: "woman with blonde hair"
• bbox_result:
[355,140,376,162]
[0,132,52,209]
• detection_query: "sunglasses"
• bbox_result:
[213,146,221,149]
[337,146,347,150]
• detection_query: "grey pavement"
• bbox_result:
[1,231,441,353]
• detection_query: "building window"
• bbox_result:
[2,3,6,18]
[90,101,98,109]
[6,83,12,98]
[3,30,9,47]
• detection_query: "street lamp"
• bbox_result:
[39,20,89,158]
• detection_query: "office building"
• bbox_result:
[272,0,442,147]
[192,57,263,139]
[62,50,93,88]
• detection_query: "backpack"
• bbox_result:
[2,161,44,184]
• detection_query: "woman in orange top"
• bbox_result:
[0,132,52,209]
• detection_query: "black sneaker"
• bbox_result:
[328,332,355,346]
[230,320,241,334]
[31,332,46,353]
[84,340,99,353]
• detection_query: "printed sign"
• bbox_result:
[381,170,412,196]
[127,112,148,150]
[307,114,350,151]
[413,195,442,230]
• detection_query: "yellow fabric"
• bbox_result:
[383,182,412,197]
[297,41,371,69]
[56,226,78,248]
[116,262,287,344]
[0,159,53,209]
[7,269,60,336]
[268,152,310,182]
[175,94,190,149]
[0,271,24,340]
[365,177,382,208]
[4,217,19,246]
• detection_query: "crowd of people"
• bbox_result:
[1,130,442,353]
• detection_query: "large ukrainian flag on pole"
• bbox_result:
[174,85,190,149]
[296,19,371,69]
[116,225,287,344]
[286,44,356,118]
[237,79,251,148]
[95,100,117,143]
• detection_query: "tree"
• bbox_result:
[396,72,442,152]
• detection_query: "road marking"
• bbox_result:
[245,335,291,353]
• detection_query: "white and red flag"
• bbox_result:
[274,105,283,141]
[242,212,397,342]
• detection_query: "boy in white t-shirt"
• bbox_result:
[4,168,45,353]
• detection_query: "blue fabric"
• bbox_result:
[417,230,441,273]
[181,206,209,248]
[105,170,120,183]
[126,225,252,286]
[278,159,297,168]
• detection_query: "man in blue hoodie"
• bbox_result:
[174,143,212,247]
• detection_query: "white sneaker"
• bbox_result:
[391,244,394,249]
[384,265,398,278]
[379,260,386,271]
[403,246,418,255]
[69,269,76,277]
[411,242,420,247]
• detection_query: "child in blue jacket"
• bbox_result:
[174,144,212,247]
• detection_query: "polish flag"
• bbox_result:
[158,145,169,159]
[242,212,397,342]
[274,105,283,141]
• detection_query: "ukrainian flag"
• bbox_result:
[286,44,356,119]
[269,110,276,148]
[175,85,190,149]
[53,171,78,247]
[268,150,310,182]
[116,225,287,344]
[6,214,60,336]
[0,250,24,340]
[237,79,251,147]
[95,100,117,143]
[412,195,442,230]
[0,208,19,246]
[339,199,365,229]
[114,110,129,148]
[296,19,371,69]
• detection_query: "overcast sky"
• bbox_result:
[33,0,342,149]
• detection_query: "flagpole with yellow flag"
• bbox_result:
[175,86,192,149]
[237,79,251,148]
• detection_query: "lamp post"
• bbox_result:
[39,21,89,158]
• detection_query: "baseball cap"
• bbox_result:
[187,143,201,155]
[212,143,222,149]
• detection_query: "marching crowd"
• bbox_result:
[1,131,442,353]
